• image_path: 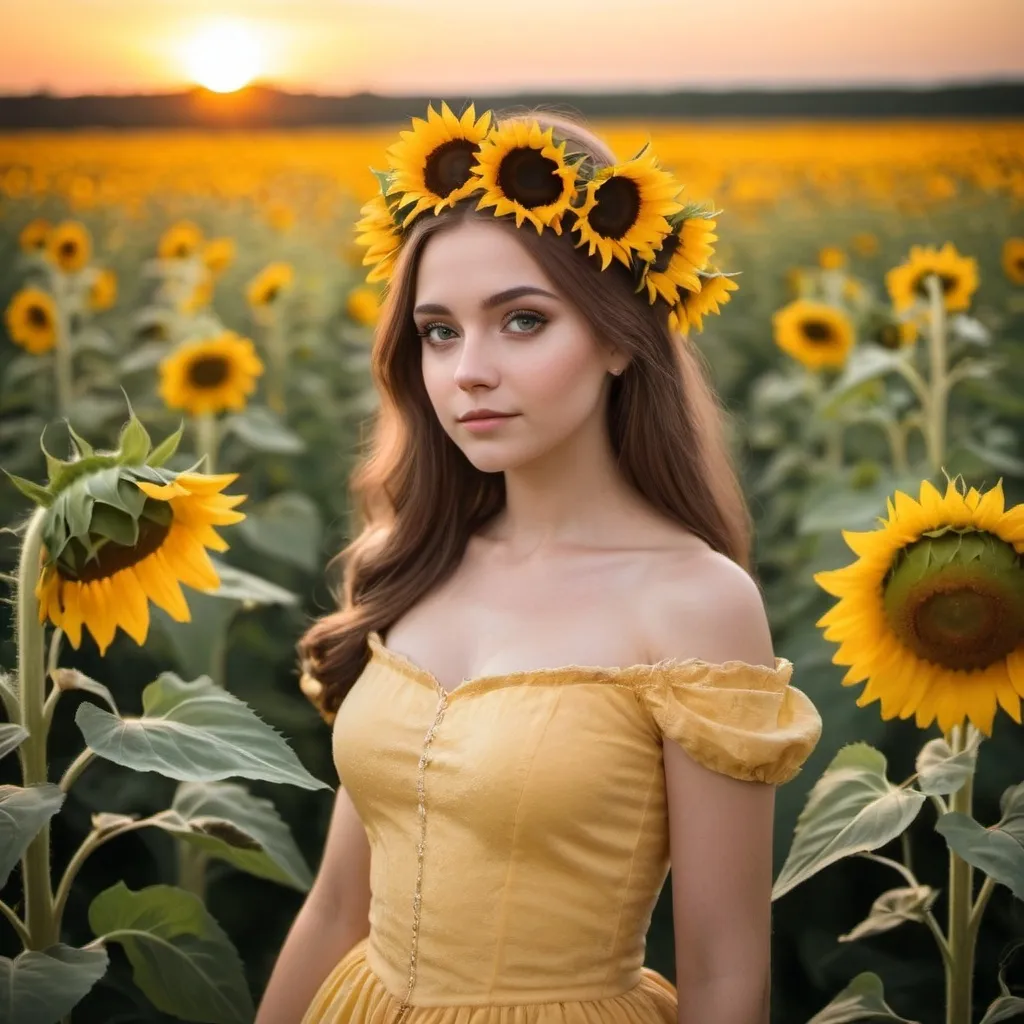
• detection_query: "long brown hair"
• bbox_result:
[297,108,751,720]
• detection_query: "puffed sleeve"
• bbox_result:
[638,658,822,785]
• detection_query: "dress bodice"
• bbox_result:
[323,631,823,1014]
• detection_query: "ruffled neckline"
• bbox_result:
[365,630,794,702]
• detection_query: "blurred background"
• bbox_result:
[1,1,1022,1022]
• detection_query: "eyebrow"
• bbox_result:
[413,285,559,316]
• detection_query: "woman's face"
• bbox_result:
[412,218,623,473]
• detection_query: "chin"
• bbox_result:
[455,440,538,475]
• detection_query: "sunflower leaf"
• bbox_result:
[837,885,938,942]
[915,737,979,796]
[772,743,927,899]
[83,466,146,517]
[0,723,29,761]
[88,882,254,1024]
[65,422,95,459]
[979,947,1024,1023]
[152,780,313,891]
[147,421,185,468]
[116,407,152,465]
[0,784,66,888]
[88,504,139,547]
[75,674,329,791]
[51,668,120,716]
[221,407,305,454]
[4,470,53,508]
[807,971,921,1024]
[0,943,110,1024]
[935,782,1024,900]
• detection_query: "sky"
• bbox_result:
[0,0,1022,96]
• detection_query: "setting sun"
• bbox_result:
[182,19,263,93]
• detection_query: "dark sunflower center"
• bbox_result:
[173,243,191,258]
[137,321,168,342]
[650,232,680,274]
[59,240,78,259]
[424,139,477,198]
[801,319,837,344]
[262,285,279,303]
[27,304,50,329]
[497,147,563,209]
[913,271,958,298]
[588,177,641,240]
[68,506,173,584]
[187,355,230,389]
[878,323,901,350]
[884,531,1024,671]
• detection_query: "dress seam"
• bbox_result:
[602,759,661,997]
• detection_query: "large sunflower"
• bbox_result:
[639,214,717,305]
[386,102,492,225]
[773,299,854,370]
[886,242,979,313]
[35,469,247,656]
[669,271,739,334]
[246,262,294,309]
[1003,238,1024,286]
[815,479,1024,736]
[47,221,92,273]
[354,193,402,285]
[471,120,579,234]
[19,218,51,253]
[159,332,264,416]
[5,287,59,355]
[571,150,683,270]
[158,221,204,260]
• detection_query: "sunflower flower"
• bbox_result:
[246,262,294,309]
[639,214,718,305]
[669,271,739,334]
[203,237,236,277]
[471,120,579,234]
[886,243,979,313]
[158,220,204,260]
[354,193,403,285]
[19,218,51,253]
[819,246,847,270]
[346,286,381,327]
[571,149,683,270]
[1003,238,1024,286]
[88,269,118,312]
[773,299,854,370]
[815,479,1024,736]
[159,332,264,416]
[386,101,492,225]
[5,287,59,355]
[46,221,92,273]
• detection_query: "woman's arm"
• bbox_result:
[644,550,781,1024]
[255,785,372,1024]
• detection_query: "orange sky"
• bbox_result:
[1,0,1022,96]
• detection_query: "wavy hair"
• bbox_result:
[297,108,751,720]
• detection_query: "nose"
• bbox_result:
[452,332,500,391]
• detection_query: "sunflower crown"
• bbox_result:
[354,102,739,334]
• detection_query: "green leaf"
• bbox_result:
[837,885,938,942]
[235,491,323,571]
[83,466,146,517]
[3,470,53,508]
[148,421,185,468]
[75,673,330,791]
[824,346,912,407]
[807,971,921,1023]
[117,407,152,465]
[65,422,95,459]
[157,780,313,891]
[89,882,254,1024]
[0,723,29,761]
[772,743,927,899]
[980,948,1024,1023]
[935,782,1024,900]
[0,943,110,1024]
[915,736,979,797]
[205,559,299,606]
[222,407,305,454]
[0,784,66,888]
[88,503,139,546]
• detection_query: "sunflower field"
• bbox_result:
[0,115,1023,1024]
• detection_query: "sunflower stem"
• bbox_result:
[0,898,30,945]
[944,724,976,1024]
[58,748,95,794]
[263,313,287,416]
[51,270,74,420]
[15,505,59,949]
[176,842,209,901]
[925,274,949,473]
[193,413,219,475]
[967,875,995,947]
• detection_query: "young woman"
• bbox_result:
[255,103,823,1024]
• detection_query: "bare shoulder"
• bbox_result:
[637,540,776,670]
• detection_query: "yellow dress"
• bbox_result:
[302,631,822,1024]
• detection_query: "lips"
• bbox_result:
[458,411,516,422]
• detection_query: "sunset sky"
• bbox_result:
[1,0,1022,96]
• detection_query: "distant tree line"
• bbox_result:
[0,82,1021,129]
